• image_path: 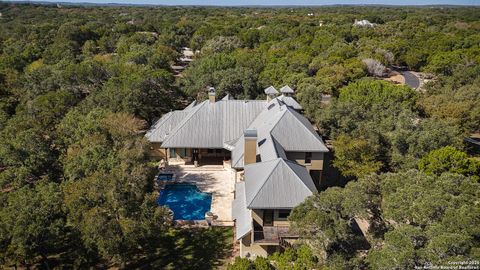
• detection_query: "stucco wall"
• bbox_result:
[251,209,291,227]
[240,233,269,258]
[286,151,324,171]
[149,143,167,159]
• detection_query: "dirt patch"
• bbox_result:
[383,71,405,85]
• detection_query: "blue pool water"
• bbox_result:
[157,184,212,220]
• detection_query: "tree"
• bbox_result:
[362,58,386,77]
[290,170,480,269]
[418,146,480,177]
[332,135,383,178]
[202,36,243,54]
[59,110,172,264]
[0,182,67,268]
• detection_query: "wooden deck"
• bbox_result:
[253,226,297,244]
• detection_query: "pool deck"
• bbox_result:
[164,165,236,226]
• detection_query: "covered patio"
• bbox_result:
[167,148,231,167]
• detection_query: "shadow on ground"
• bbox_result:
[129,227,234,270]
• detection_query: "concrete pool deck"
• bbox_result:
[165,165,236,226]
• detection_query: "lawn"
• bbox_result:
[128,227,235,270]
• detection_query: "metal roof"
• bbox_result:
[280,85,295,94]
[145,110,192,142]
[264,86,279,95]
[244,158,316,209]
[231,99,328,168]
[270,108,329,152]
[232,182,252,240]
[160,100,266,148]
[278,95,302,110]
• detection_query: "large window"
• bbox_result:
[305,152,312,164]
[179,148,187,158]
[169,148,176,158]
[278,210,291,219]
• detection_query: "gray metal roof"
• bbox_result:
[222,94,234,100]
[278,95,302,110]
[264,86,279,95]
[161,100,266,148]
[244,158,316,209]
[280,85,295,94]
[145,110,192,142]
[271,108,329,152]
[232,182,252,240]
[231,98,328,168]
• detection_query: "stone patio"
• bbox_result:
[165,165,236,226]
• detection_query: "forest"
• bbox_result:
[0,3,479,269]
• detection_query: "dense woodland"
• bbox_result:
[0,3,479,269]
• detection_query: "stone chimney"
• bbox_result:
[244,129,257,165]
[208,86,216,103]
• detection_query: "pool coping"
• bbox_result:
[155,168,235,227]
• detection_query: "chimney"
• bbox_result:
[208,86,216,103]
[264,86,278,102]
[244,129,257,165]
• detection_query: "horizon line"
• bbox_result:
[2,0,479,7]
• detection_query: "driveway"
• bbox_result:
[401,71,420,89]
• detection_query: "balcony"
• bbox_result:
[253,226,298,244]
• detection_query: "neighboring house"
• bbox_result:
[145,85,329,258]
[353,19,375,27]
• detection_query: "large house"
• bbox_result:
[145,85,329,258]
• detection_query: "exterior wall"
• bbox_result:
[244,137,257,165]
[286,151,324,189]
[240,233,269,258]
[273,210,290,227]
[167,148,192,162]
[199,148,226,158]
[252,209,264,226]
[286,151,324,171]
[251,209,291,227]
[149,143,167,159]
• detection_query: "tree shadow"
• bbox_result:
[128,227,234,270]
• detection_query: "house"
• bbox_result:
[145,85,329,258]
[353,19,375,27]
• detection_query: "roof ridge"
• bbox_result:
[161,101,206,146]
[145,111,173,137]
[281,158,317,192]
[287,108,323,140]
[247,158,282,208]
[268,108,288,136]
[275,108,327,152]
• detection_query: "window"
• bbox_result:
[305,152,312,164]
[263,210,274,226]
[278,210,291,219]
[207,149,214,153]
[169,148,176,158]
[256,154,262,162]
[216,149,222,154]
[180,148,187,157]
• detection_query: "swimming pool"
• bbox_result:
[157,173,174,181]
[157,184,212,220]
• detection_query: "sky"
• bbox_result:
[7,0,480,5]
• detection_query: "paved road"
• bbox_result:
[401,71,420,89]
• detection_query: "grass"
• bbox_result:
[128,227,235,270]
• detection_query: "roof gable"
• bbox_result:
[245,158,316,209]
[271,108,328,152]
[280,85,295,94]
[264,86,279,95]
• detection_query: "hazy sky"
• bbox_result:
[7,0,480,5]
